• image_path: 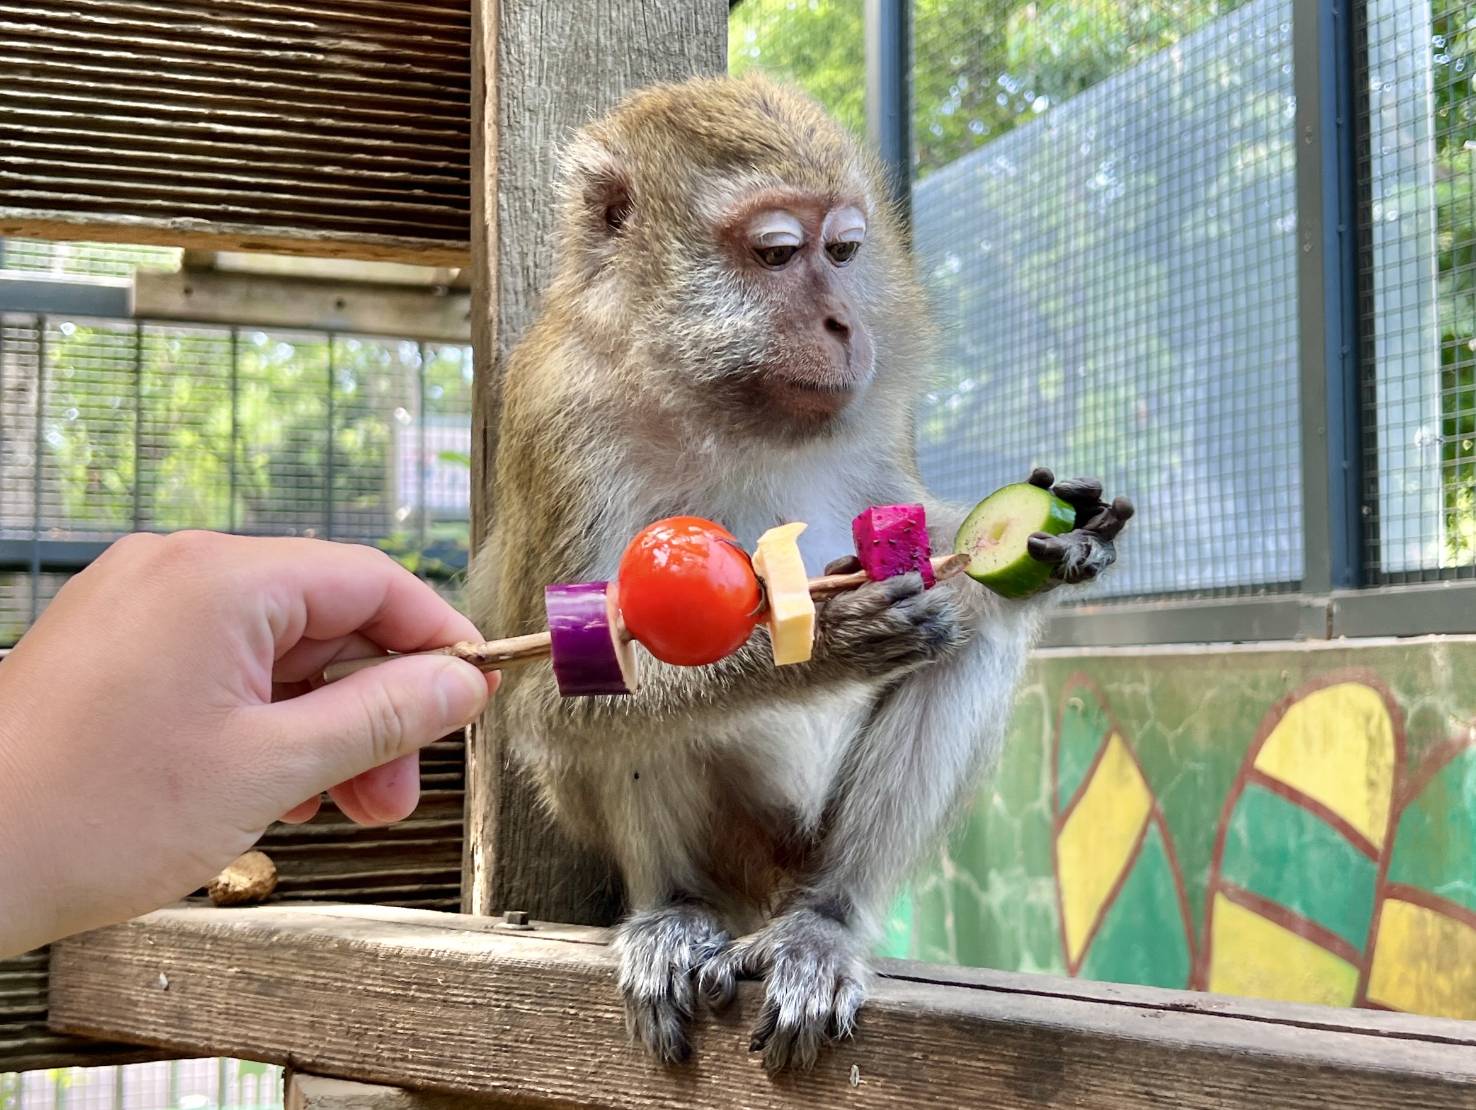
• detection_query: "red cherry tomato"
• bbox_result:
[617,516,763,666]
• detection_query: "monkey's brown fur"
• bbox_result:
[471,74,1126,1071]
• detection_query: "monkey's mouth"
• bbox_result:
[763,377,857,419]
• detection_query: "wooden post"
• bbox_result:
[464,2,727,922]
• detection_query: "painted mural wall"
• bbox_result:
[881,637,1476,1022]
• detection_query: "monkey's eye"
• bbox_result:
[755,244,800,268]
[826,240,860,265]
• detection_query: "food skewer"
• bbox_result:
[320,552,970,685]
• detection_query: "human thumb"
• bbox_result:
[251,655,491,802]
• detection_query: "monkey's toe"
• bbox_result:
[613,902,729,1066]
[727,907,870,1072]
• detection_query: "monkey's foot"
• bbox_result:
[698,906,868,1072]
[613,902,729,1065]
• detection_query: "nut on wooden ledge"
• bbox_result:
[206,850,278,907]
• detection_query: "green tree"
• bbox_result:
[730,0,1241,176]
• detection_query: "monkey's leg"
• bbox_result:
[613,898,730,1064]
[702,577,1039,1071]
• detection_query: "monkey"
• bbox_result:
[469,73,1132,1071]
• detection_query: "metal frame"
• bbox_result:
[1295,0,1366,594]
[864,0,912,222]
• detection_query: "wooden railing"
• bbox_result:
[47,904,1476,1108]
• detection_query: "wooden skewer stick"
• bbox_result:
[321,552,971,684]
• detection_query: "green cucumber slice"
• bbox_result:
[954,482,1076,599]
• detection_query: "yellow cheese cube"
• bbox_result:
[752,522,815,666]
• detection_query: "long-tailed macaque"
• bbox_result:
[471,75,1132,1071]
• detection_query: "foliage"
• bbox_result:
[734,0,1476,583]
[29,320,473,590]
[730,0,1239,176]
[1431,9,1476,563]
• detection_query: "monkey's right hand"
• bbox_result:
[812,563,969,679]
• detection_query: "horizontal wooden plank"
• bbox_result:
[48,905,1476,1107]
[3,127,467,180]
[287,1072,498,1110]
[0,18,467,77]
[0,212,469,266]
[4,37,464,99]
[1,1,471,261]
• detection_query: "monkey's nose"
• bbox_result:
[823,313,852,343]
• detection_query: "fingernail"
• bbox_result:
[434,660,489,727]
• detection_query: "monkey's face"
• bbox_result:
[715,190,876,435]
[552,76,920,446]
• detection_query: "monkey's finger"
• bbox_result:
[698,950,740,1012]
[831,976,865,1040]
[823,555,863,576]
[748,998,780,1054]
[1028,466,1055,489]
[1052,476,1105,507]
[1092,496,1136,540]
[1027,533,1067,564]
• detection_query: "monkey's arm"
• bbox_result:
[700,482,1130,1070]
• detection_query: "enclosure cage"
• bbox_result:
[4,0,1476,1105]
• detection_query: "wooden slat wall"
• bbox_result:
[0,732,465,1071]
[0,0,471,264]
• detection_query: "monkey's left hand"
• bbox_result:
[1022,468,1134,587]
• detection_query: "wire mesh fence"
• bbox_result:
[0,1060,283,1110]
[1358,2,1470,583]
[912,0,1299,597]
[0,312,473,643]
[0,240,180,280]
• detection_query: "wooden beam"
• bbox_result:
[49,905,1476,1107]
[463,0,727,923]
[0,210,469,268]
[133,269,471,342]
[287,1072,499,1110]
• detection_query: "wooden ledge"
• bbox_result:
[49,904,1476,1107]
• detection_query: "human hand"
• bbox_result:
[0,532,498,957]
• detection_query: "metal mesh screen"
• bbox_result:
[0,238,179,278]
[2,1060,283,1109]
[912,0,1300,598]
[0,314,472,642]
[1359,2,1469,582]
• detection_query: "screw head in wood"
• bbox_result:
[496,909,533,931]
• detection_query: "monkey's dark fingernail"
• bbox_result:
[1054,477,1104,504]
[750,1005,778,1051]
[824,555,862,576]
[1112,495,1135,521]
[1027,534,1065,563]
[1028,466,1054,488]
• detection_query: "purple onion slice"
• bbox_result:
[851,504,935,587]
[545,581,638,697]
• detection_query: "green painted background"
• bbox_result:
[880,639,1476,981]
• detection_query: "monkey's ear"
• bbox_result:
[587,171,632,235]
[562,136,635,240]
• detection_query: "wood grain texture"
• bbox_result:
[50,905,1476,1108]
[462,0,727,926]
[288,1071,526,1110]
[132,269,472,342]
[0,1,471,262]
